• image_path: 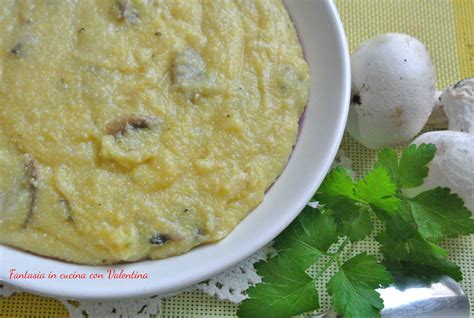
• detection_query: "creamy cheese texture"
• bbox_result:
[0,0,310,264]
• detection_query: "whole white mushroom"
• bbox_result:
[347,33,437,149]
[403,131,474,213]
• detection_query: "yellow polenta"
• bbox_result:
[0,0,310,264]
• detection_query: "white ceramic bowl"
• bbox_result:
[0,0,350,300]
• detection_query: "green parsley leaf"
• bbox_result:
[327,253,393,318]
[377,216,462,281]
[342,206,373,242]
[331,202,373,242]
[376,144,436,188]
[238,253,318,318]
[314,167,357,203]
[313,168,375,241]
[355,166,401,214]
[238,208,338,317]
[275,206,338,270]
[316,165,401,217]
[395,199,414,223]
[375,148,399,185]
[398,143,436,188]
[409,187,474,243]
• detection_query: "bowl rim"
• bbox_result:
[0,0,351,300]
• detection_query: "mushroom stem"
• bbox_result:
[23,154,39,227]
[427,90,448,128]
[59,197,74,223]
[426,78,473,133]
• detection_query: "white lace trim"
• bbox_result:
[195,245,269,303]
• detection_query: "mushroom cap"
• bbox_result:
[404,131,474,213]
[347,33,436,149]
[442,78,474,134]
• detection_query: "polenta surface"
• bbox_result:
[0,0,310,264]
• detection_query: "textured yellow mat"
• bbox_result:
[1,0,473,317]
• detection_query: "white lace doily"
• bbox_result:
[0,150,351,317]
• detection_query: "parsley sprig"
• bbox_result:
[238,144,474,318]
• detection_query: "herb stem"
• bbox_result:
[314,237,349,281]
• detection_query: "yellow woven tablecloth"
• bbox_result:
[1,0,473,317]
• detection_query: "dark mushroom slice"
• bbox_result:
[115,0,139,25]
[100,114,162,165]
[59,197,74,223]
[149,233,172,246]
[105,114,156,137]
[19,14,32,24]
[195,227,207,240]
[10,42,22,57]
[9,31,37,58]
[194,227,210,243]
[23,154,39,227]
